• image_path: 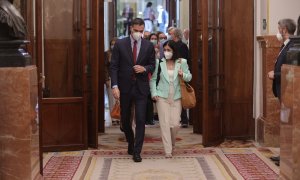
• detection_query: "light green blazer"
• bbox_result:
[150,58,192,100]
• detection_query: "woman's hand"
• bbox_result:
[178,68,183,77]
[152,96,159,101]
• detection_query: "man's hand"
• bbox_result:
[105,80,110,88]
[133,65,146,73]
[268,70,274,80]
[112,87,120,100]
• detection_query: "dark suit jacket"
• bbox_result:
[272,41,293,99]
[110,37,155,96]
[175,40,190,67]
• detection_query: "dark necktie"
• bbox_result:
[133,41,137,64]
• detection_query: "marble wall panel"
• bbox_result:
[0,66,40,180]
[257,35,281,146]
[280,65,300,179]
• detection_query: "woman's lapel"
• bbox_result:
[161,60,170,82]
[174,60,181,80]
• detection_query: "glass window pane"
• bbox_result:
[116,0,168,37]
[42,0,82,98]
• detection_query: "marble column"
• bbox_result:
[0,66,41,179]
[256,35,281,146]
[280,65,300,180]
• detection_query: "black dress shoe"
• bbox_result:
[133,153,142,162]
[270,156,280,161]
[181,124,188,128]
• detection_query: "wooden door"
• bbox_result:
[190,0,224,146]
[166,0,177,27]
[190,0,254,144]
[87,0,102,147]
[223,0,254,139]
[37,0,89,152]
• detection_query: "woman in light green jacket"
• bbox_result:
[150,40,192,158]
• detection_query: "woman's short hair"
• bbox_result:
[163,40,180,60]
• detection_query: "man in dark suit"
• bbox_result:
[110,18,155,162]
[267,18,296,166]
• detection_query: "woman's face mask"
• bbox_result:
[164,51,173,60]
[150,39,157,45]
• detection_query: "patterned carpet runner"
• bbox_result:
[40,127,279,180]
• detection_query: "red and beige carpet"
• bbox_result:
[41,127,279,180]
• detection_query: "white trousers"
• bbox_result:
[156,97,181,154]
[144,20,153,32]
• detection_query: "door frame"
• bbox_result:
[190,0,225,146]
[36,0,89,154]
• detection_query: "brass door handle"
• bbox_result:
[39,73,45,83]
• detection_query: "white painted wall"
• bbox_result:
[179,0,189,30]
[268,0,300,35]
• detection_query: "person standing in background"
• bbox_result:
[157,31,167,60]
[110,18,155,162]
[145,33,159,126]
[183,28,190,48]
[157,5,169,34]
[143,31,151,39]
[143,2,155,32]
[122,3,134,36]
[149,33,160,59]
[104,38,119,126]
[267,18,296,166]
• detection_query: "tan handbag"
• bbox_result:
[178,59,196,109]
[110,100,121,119]
[180,78,196,109]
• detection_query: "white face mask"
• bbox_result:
[164,51,173,60]
[150,39,157,45]
[276,32,283,42]
[132,32,142,41]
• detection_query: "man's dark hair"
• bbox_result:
[131,18,145,26]
[163,40,180,61]
[146,2,152,7]
[278,19,296,35]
